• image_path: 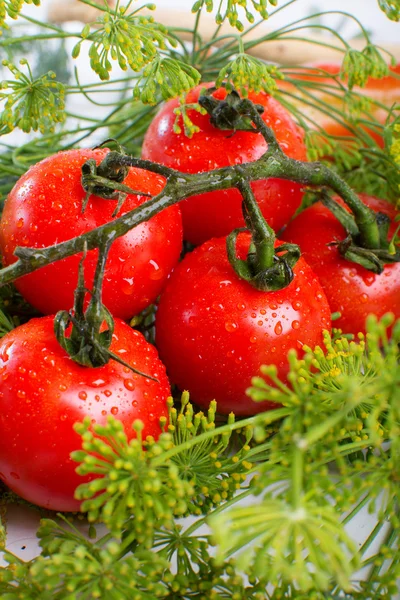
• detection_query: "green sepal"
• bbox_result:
[198,88,264,133]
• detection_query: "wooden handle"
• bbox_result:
[47,2,400,64]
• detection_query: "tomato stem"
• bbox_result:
[1,90,398,291]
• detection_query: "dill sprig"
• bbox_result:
[191,0,278,31]
[0,59,65,134]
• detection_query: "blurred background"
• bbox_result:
[21,0,400,42]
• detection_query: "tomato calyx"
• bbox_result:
[320,192,400,274]
[81,140,151,216]
[198,87,265,134]
[54,243,157,380]
[226,178,301,291]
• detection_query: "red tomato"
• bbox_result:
[142,84,306,246]
[155,233,331,416]
[0,149,182,320]
[280,63,400,146]
[0,316,170,511]
[282,194,400,335]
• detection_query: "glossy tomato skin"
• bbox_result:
[0,316,170,511]
[282,195,400,335]
[0,149,182,320]
[142,84,306,245]
[155,233,331,416]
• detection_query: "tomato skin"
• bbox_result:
[0,149,183,320]
[155,233,331,416]
[142,84,306,246]
[282,195,400,335]
[0,316,170,511]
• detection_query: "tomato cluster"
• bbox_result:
[0,85,398,511]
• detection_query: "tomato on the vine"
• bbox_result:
[155,232,331,416]
[280,63,400,146]
[282,194,400,335]
[0,148,183,320]
[0,316,170,511]
[142,84,307,246]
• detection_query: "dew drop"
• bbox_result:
[292,320,300,330]
[78,391,87,400]
[111,406,119,415]
[124,379,136,391]
[274,321,283,336]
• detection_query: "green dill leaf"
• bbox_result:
[191,0,278,30]
[0,60,65,135]
[216,55,283,96]
[133,56,201,105]
[377,0,400,21]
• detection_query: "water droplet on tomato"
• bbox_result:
[292,300,302,310]
[16,390,26,399]
[250,336,257,344]
[225,322,238,332]
[260,308,266,315]
[104,390,112,397]
[360,293,369,304]
[274,321,283,336]
[121,276,135,295]
[291,320,300,330]
[91,378,106,387]
[0,341,13,362]
[124,379,135,391]
[111,406,119,415]
[17,218,24,228]
[149,259,164,280]
[43,355,55,367]
[78,391,87,400]
[59,384,67,392]
[60,414,67,422]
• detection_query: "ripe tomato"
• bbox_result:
[0,316,170,511]
[155,233,331,416]
[142,84,307,246]
[280,63,400,146]
[282,194,400,335]
[0,148,182,320]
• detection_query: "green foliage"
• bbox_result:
[191,0,278,31]
[0,59,65,134]
[212,497,359,591]
[71,393,257,544]
[133,56,201,105]
[0,0,40,31]
[216,55,283,96]
[209,315,400,593]
[341,45,389,89]
[378,0,400,21]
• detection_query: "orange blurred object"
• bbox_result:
[279,63,400,145]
